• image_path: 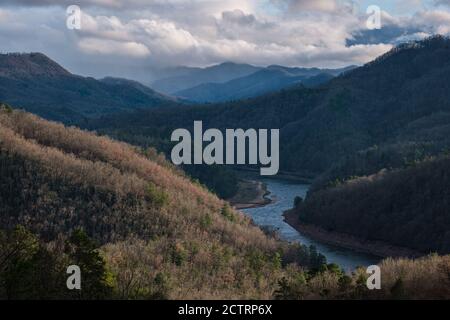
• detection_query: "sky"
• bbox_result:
[0,0,449,82]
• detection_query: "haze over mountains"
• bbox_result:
[174,65,354,103]
[151,62,262,94]
[152,63,355,103]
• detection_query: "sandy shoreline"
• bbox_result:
[283,209,424,259]
[228,180,272,209]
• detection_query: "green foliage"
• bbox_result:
[65,229,114,299]
[170,243,188,267]
[199,214,213,229]
[274,276,305,300]
[146,183,169,208]
[150,272,171,300]
[220,204,235,222]
[0,103,13,113]
[246,251,266,277]
[0,226,114,300]
[390,278,406,300]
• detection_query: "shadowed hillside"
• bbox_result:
[0,53,176,123]
[291,154,450,254]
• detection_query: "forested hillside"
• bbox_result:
[0,106,330,299]
[1,106,450,300]
[88,36,450,179]
[291,154,450,254]
[0,53,177,123]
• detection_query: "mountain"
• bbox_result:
[292,153,450,254]
[151,62,262,94]
[0,52,71,78]
[0,53,176,123]
[174,65,352,103]
[2,106,450,300]
[0,106,331,299]
[89,36,450,178]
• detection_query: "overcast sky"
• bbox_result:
[1,0,449,81]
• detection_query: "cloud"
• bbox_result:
[347,6,450,46]
[0,0,448,82]
[221,9,257,26]
[78,38,150,57]
[434,0,450,7]
[271,0,338,13]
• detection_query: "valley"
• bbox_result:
[1,36,450,300]
[240,178,380,271]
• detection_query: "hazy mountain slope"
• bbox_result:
[0,106,329,299]
[151,62,262,94]
[174,65,353,103]
[0,53,176,123]
[175,69,322,103]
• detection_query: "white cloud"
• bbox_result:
[0,0,449,80]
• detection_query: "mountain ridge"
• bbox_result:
[0,52,177,123]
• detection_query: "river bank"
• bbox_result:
[283,209,423,259]
[241,179,379,270]
[228,180,272,209]
[232,167,315,184]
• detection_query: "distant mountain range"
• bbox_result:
[0,53,354,122]
[0,53,177,123]
[150,62,261,94]
[89,36,450,178]
[174,65,355,103]
[153,62,355,103]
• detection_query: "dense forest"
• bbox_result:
[292,154,450,254]
[1,106,449,299]
[0,106,327,299]
[1,36,450,300]
[10,37,450,200]
[84,37,450,252]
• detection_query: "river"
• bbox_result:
[242,179,380,272]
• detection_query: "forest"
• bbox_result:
[87,36,450,179]
[293,154,450,254]
[1,106,450,299]
[1,37,450,300]
[0,106,324,299]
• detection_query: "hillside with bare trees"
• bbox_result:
[0,106,328,299]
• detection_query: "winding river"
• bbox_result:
[242,179,380,272]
